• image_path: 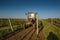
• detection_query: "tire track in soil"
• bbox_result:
[30,29,37,40]
[6,27,33,40]
[22,29,35,40]
[20,27,33,40]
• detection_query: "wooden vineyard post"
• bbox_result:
[8,18,14,32]
[36,16,38,35]
[36,15,40,40]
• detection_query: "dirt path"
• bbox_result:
[0,27,43,40]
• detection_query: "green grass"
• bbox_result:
[0,25,21,37]
[0,28,12,37]
[42,20,60,40]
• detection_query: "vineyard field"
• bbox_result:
[0,18,60,40]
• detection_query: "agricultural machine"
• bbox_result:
[23,12,38,29]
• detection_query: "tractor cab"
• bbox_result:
[27,12,37,24]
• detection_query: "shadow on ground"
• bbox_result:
[47,32,59,40]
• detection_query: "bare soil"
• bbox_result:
[0,27,43,40]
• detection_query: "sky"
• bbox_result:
[0,0,60,19]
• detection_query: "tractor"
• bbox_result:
[23,12,37,29]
